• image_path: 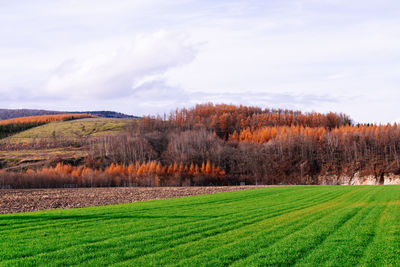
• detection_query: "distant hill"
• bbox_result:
[0,109,138,120]
[0,109,59,120]
[78,111,138,119]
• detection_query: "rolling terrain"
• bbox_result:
[1,104,400,186]
[0,114,96,139]
[0,118,132,171]
[0,109,137,120]
[3,118,129,144]
[0,186,399,266]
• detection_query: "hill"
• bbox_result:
[0,109,59,120]
[0,109,137,120]
[3,118,130,144]
[1,103,400,186]
[78,111,138,119]
[0,114,95,126]
[0,114,96,139]
[0,118,132,171]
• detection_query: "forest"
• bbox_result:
[1,103,400,188]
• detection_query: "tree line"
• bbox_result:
[0,161,226,188]
[2,103,400,188]
[88,104,399,185]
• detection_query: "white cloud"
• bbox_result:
[44,31,196,99]
[1,0,400,123]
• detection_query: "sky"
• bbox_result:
[1,0,400,123]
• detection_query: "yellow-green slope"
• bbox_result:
[2,118,131,144]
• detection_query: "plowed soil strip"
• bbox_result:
[0,186,269,214]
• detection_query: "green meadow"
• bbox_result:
[1,186,399,266]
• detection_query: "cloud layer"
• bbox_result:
[1,0,400,123]
[45,31,196,99]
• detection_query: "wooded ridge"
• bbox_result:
[1,103,400,188]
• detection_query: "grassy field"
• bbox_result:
[0,186,399,266]
[2,118,130,144]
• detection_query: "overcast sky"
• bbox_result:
[1,0,400,123]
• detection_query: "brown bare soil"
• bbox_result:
[0,186,269,214]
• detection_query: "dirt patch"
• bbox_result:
[0,186,269,214]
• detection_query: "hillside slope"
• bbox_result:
[0,114,96,139]
[0,109,137,120]
[3,118,130,144]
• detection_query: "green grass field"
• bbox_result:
[3,118,130,144]
[1,186,399,266]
